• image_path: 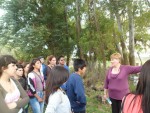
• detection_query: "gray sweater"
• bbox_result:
[0,77,29,113]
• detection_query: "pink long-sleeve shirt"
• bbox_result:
[104,65,142,100]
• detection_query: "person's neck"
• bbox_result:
[75,71,81,76]
[14,75,20,80]
[24,73,28,77]
[48,64,54,69]
[59,64,64,66]
[0,73,10,82]
[33,68,39,73]
[113,64,121,69]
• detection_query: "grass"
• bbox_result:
[86,90,111,113]
[85,79,136,113]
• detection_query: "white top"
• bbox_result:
[45,89,71,113]
[5,79,23,113]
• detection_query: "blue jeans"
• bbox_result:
[29,91,44,113]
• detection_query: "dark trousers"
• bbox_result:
[110,98,122,113]
[73,110,86,113]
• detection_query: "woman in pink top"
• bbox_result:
[121,59,150,113]
[0,55,29,113]
[104,53,142,113]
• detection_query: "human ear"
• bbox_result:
[1,66,7,74]
[2,66,7,70]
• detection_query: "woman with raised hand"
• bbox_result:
[0,55,29,113]
[45,66,71,113]
[104,53,142,113]
[27,58,45,113]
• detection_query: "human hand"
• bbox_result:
[7,102,17,109]
[104,94,108,99]
[37,97,43,102]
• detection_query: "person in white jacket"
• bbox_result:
[45,66,71,113]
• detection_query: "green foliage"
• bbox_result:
[0,0,75,60]
[0,0,150,63]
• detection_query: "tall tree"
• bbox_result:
[75,0,84,58]
[109,0,129,64]
[0,0,75,60]
[128,0,135,65]
[93,0,106,70]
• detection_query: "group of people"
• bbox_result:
[0,54,86,113]
[0,52,150,113]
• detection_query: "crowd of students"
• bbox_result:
[0,55,86,113]
[0,52,149,113]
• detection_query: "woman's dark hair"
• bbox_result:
[16,64,25,77]
[57,55,65,64]
[28,58,41,74]
[16,64,24,69]
[45,66,69,103]
[57,55,64,61]
[22,62,30,76]
[0,55,17,76]
[126,60,150,113]
[22,62,30,68]
[46,55,55,65]
[73,59,86,72]
[134,60,150,113]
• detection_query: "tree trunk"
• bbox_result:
[137,52,142,65]
[64,0,70,66]
[87,0,95,62]
[110,11,123,56]
[109,0,129,65]
[93,0,106,71]
[128,0,135,65]
[116,13,129,64]
[75,0,83,59]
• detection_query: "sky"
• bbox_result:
[0,9,5,17]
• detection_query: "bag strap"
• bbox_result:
[32,71,44,83]
[32,71,44,90]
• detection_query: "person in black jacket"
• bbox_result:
[15,64,27,90]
